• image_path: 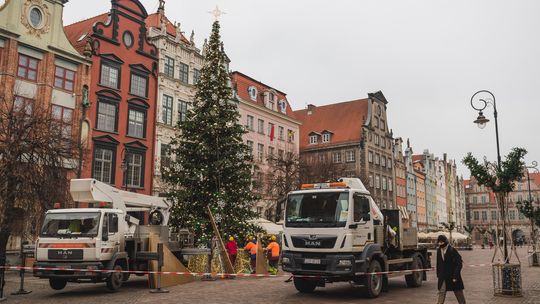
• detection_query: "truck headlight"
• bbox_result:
[338,260,352,266]
[282,257,291,264]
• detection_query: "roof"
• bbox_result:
[231,71,294,117]
[146,13,190,44]
[64,13,109,54]
[294,99,369,150]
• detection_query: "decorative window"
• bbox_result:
[125,152,144,188]
[96,100,118,132]
[178,100,188,122]
[257,119,264,134]
[29,7,43,28]
[179,62,189,83]
[381,138,386,148]
[380,119,385,131]
[368,152,373,163]
[164,56,175,78]
[369,175,374,187]
[491,210,497,220]
[382,177,387,190]
[375,175,380,189]
[278,100,287,113]
[268,146,275,157]
[258,143,264,162]
[381,156,386,167]
[322,133,331,143]
[388,178,393,191]
[248,86,258,101]
[246,140,254,157]
[193,69,200,84]
[509,210,516,220]
[100,62,120,89]
[375,135,380,146]
[473,211,479,220]
[481,211,487,220]
[346,150,355,162]
[93,146,114,184]
[278,126,284,140]
[309,135,318,145]
[162,95,173,125]
[246,115,254,130]
[51,105,73,140]
[54,66,76,92]
[375,154,380,165]
[17,54,39,81]
[127,108,146,138]
[130,73,148,97]
[160,143,170,169]
[123,31,133,48]
[387,157,392,168]
[332,152,342,163]
[481,196,486,204]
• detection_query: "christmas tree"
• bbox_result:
[163,20,258,245]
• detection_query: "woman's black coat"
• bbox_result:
[436,245,465,291]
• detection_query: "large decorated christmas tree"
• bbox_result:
[163,20,258,245]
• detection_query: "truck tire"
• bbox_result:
[405,255,423,288]
[49,278,67,290]
[293,277,317,293]
[364,260,383,298]
[106,264,123,291]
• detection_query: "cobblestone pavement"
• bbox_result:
[1,247,539,303]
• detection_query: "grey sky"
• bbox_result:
[63,0,540,178]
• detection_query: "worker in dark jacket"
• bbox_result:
[437,234,466,304]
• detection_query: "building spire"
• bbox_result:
[158,0,165,14]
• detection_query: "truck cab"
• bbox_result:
[281,178,430,298]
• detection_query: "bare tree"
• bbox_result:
[265,152,301,221]
[0,94,78,263]
[299,154,347,184]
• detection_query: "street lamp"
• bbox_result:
[470,90,508,259]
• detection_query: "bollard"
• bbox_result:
[150,243,169,293]
[11,240,31,295]
[0,252,7,302]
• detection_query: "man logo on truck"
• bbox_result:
[305,240,321,247]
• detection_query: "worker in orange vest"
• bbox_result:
[244,236,257,273]
[265,235,280,274]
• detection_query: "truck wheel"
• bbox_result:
[122,272,130,282]
[293,277,317,293]
[49,278,67,290]
[106,264,123,291]
[364,260,383,298]
[405,255,423,288]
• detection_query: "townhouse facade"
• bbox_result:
[435,157,447,225]
[65,0,159,196]
[464,175,540,245]
[413,161,427,231]
[232,71,301,219]
[145,2,204,196]
[394,138,409,226]
[404,139,418,228]
[295,91,397,210]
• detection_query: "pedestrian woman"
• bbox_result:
[436,235,466,304]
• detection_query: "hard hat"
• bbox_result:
[229,236,234,241]
[270,235,277,241]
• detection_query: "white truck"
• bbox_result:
[282,178,431,298]
[33,179,172,291]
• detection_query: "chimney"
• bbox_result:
[307,104,316,115]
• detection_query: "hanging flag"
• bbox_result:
[270,124,275,142]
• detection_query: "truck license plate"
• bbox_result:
[304,258,321,264]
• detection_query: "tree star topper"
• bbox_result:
[209,5,226,21]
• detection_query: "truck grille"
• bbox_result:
[301,264,327,271]
[291,236,337,249]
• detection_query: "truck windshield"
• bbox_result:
[40,212,101,238]
[286,192,349,227]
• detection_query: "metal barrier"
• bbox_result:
[11,241,34,296]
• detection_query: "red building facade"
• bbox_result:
[65,0,158,195]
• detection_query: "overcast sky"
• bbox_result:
[63,0,540,178]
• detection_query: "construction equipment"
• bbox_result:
[282,178,431,298]
[33,179,181,291]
